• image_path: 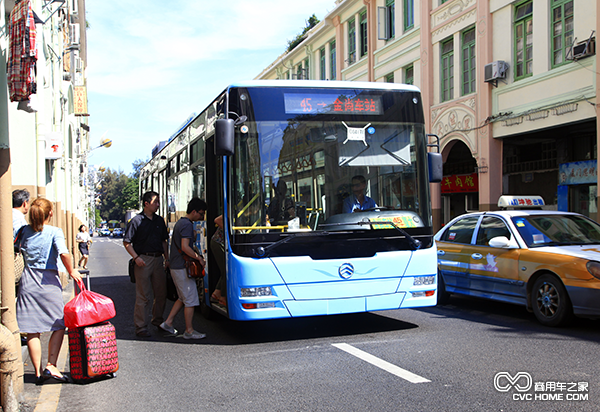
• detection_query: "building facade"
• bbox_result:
[2,0,92,256]
[256,0,599,229]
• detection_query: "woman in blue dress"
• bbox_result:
[16,198,82,384]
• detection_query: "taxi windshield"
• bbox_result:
[511,214,600,247]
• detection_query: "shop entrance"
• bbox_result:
[441,140,478,224]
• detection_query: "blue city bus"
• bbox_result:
[140,80,442,321]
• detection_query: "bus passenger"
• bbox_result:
[160,197,207,339]
[210,214,226,306]
[267,179,295,224]
[343,175,377,213]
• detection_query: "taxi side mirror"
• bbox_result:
[488,236,519,249]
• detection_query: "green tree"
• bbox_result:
[96,159,146,222]
[287,14,320,52]
[131,158,148,180]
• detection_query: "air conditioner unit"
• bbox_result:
[75,57,83,72]
[484,61,508,83]
[69,23,80,46]
[70,0,79,16]
[572,37,595,60]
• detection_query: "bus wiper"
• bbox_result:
[364,218,422,250]
[318,220,373,228]
[253,231,330,258]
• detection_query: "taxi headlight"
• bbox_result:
[586,261,600,280]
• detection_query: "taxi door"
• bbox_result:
[464,216,525,304]
[437,216,480,293]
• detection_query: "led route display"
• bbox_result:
[284,92,383,115]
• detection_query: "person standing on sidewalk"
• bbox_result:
[12,188,30,236]
[123,191,169,338]
[159,197,207,340]
[16,198,83,384]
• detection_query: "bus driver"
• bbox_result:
[343,175,377,213]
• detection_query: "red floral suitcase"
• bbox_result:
[68,321,119,383]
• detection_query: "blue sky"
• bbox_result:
[85,1,335,175]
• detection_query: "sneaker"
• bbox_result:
[183,330,206,340]
[159,322,177,336]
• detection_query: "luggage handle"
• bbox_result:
[76,270,91,292]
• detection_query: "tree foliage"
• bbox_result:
[287,14,320,52]
[95,159,146,223]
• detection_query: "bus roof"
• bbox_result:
[226,80,421,94]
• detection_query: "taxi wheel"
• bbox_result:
[531,274,572,327]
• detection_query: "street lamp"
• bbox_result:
[81,136,112,232]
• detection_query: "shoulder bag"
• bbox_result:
[177,247,204,278]
[128,258,136,283]
[14,227,25,286]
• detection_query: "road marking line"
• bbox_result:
[332,343,430,383]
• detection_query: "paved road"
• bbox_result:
[22,236,600,411]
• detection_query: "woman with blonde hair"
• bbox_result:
[15,198,82,384]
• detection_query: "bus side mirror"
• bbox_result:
[428,152,443,183]
[215,119,235,156]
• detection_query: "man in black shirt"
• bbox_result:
[124,191,169,337]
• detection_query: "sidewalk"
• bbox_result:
[19,279,75,412]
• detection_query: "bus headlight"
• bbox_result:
[241,287,273,297]
[413,276,435,286]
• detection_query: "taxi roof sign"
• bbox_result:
[498,195,545,209]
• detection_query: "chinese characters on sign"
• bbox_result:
[284,93,383,115]
[559,160,597,185]
[505,197,544,207]
[74,86,88,116]
[441,173,478,194]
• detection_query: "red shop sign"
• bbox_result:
[441,173,479,194]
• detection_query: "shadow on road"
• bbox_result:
[88,273,418,346]
[417,294,600,343]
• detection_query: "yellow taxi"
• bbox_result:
[435,196,600,326]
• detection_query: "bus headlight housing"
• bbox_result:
[241,287,273,297]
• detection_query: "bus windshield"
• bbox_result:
[229,86,431,243]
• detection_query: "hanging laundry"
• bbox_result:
[7,0,38,103]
